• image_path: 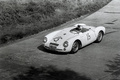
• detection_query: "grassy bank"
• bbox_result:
[0,0,112,44]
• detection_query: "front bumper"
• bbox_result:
[44,45,70,52]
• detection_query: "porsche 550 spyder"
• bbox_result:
[43,23,105,53]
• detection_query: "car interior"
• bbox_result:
[70,27,89,34]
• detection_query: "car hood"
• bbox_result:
[50,28,78,44]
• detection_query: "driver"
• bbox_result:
[76,25,83,31]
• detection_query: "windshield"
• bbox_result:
[70,28,80,34]
[70,27,89,34]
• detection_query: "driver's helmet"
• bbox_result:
[76,25,83,31]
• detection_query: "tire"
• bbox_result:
[96,31,103,43]
[70,41,80,53]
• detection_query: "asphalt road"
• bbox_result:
[0,0,120,80]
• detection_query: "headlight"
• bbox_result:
[43,37,47,43]
[54,38,59,42]
[63,41,68,47]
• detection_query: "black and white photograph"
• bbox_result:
[0,0,120,80]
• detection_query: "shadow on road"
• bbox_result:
[13,65,92,80]
[105,54,120,80]
[37,45,69,55]
[0,58,29,80]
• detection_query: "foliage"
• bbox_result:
[75,0,111,17]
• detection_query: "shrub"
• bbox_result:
[75,0,112,17]
[0,34,12,43]
[26,1,55,17]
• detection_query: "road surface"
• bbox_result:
[0,0,120,80]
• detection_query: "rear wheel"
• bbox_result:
[70,41,81,53]
[96,31,103,43]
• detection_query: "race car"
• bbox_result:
[43,23,105,53]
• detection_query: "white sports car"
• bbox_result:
[43,23,105,53]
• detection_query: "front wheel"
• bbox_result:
[70,41,80,53]
[95,31,103,43]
